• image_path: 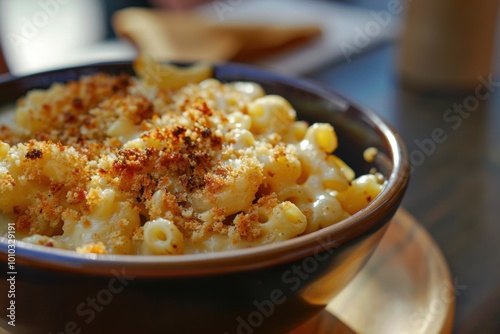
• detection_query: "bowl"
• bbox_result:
[0,62,409,334]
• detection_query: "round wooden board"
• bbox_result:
[291,209,455,334]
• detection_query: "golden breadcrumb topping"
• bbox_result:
[76,242,107,254]
[0,61,384,255]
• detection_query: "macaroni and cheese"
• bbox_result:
[0,57,385,255]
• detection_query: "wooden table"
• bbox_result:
[306,41,500,334]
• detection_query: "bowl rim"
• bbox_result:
[0,61,410,277]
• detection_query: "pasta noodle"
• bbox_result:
[142,218,184,255]
[0,57,385,255]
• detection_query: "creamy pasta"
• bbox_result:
[0,57,385,255]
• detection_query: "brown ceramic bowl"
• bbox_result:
[0,62,409,334]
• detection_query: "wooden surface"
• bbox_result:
[306,38,500,334]
[289,209,454,334]
[327,209,454,334]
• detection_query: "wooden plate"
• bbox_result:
[291,209,455,334]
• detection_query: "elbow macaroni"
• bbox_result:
[142,218,184,255]
[0,58,385,255]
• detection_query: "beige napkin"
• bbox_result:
[113,8,322,63]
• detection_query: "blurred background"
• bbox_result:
[0,0,400,75]
[0,0,499,333]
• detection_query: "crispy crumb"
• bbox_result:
[76,242,107,254]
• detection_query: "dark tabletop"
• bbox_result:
[305,16,500,334]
